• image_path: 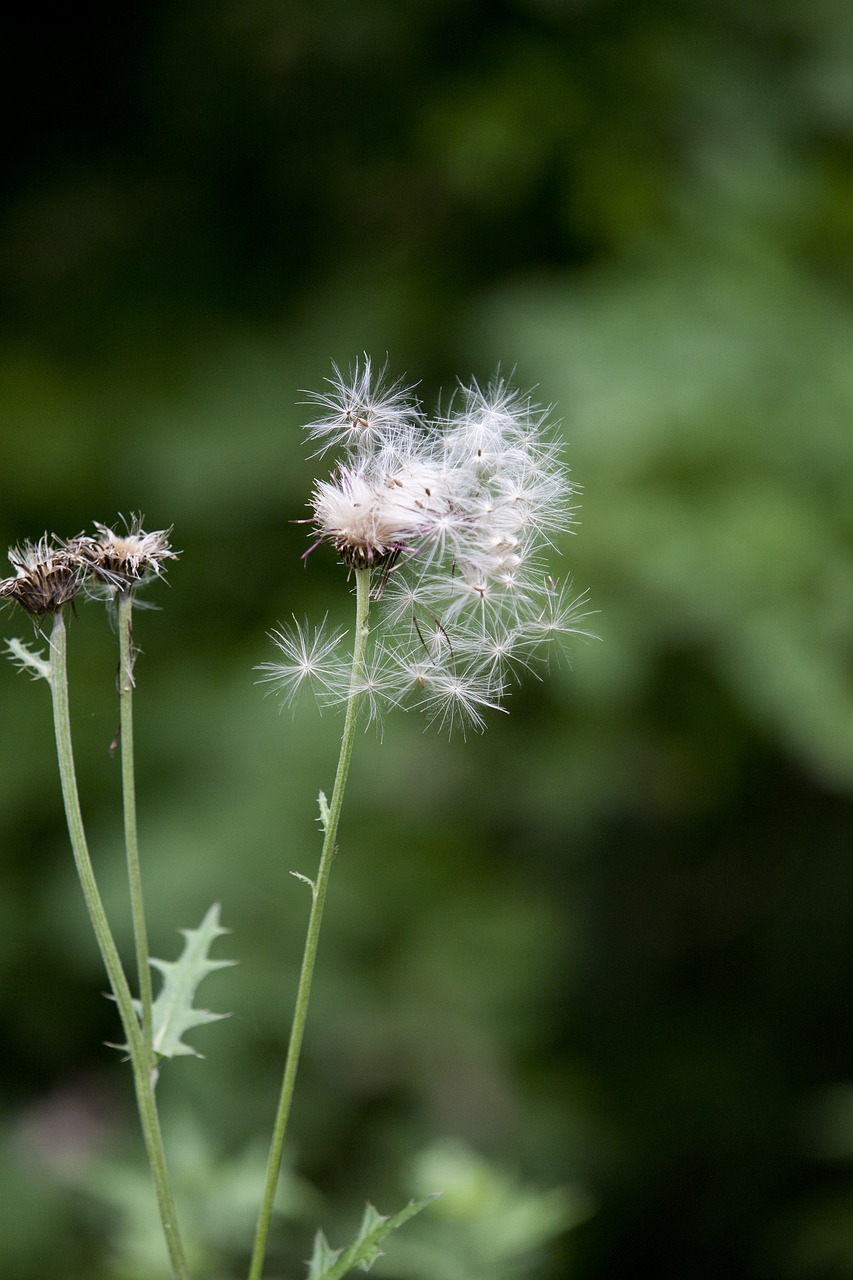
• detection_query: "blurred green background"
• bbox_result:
[2,1,853,1276]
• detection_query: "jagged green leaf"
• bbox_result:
[6,637,52,682]
[307,1230,343,1279]
[306,1196,438,1280]
[149,903,234,1059]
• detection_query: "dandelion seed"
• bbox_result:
[304,356,421,456]
[528,582,599,645]
[257,617,347,707]
[416,667,508,738]
[454,622,533,686]
[322,643,404,729]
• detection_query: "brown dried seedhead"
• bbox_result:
[67,520,179,592]
[0,537,83,616]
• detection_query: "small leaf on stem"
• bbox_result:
[148,903,234,1060]
[306,1195,439,1280]
[6,637,52,682]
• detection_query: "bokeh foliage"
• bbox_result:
[2,1,853,1276]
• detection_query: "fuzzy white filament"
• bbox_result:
[258,617,347,707]
[263,359,593,734]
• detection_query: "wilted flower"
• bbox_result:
[260,358,593,734]
[68,518,179,594]
[1,519,179,620]
[0,536,83,616]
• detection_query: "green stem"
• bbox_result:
[248,567,372,1280]
[117,590,155,1064]
[48,611,191,1280]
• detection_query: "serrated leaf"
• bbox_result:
[306,1196,438,1280]
[149,903,234,1059]
[350,1205,386,1271]
[6,637,52,682]
[307,1230,343,1278]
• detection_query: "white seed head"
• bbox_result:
[268,359,592,733]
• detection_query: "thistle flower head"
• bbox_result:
[1,519,179,623]
[0,536,82,616]
[68,518,179,594]
[264,359,594,734]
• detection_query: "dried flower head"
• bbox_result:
[0,536,83,616]
[69,518,179,593]
[262,358,594,734]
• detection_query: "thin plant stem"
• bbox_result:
[117,589,155,1065]
[48,610,191,1280]
[248,566,372,1280]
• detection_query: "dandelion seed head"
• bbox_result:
[270,359,590,732]
[311,468,419,569]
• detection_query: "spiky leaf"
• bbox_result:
[6,637,52,682]
[307,1230,342,1278]
[306,1196,438,1280]
[149,903,234,1059]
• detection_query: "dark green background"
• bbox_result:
[2,2,853,1276]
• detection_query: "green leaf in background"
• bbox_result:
[147,904,234,1060]
[307,1197,438,1280]
[379,1140,593,1280]
[69,1113,320,1280]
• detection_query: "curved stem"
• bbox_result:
[49,611,191,1280]
[248,567,371,1280]
[117,590,155,1064]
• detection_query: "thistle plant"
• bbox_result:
[1,359,591,1280]
[3,524,192,1278]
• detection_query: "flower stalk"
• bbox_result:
[48,610,190,1280]
[117,588,156,1067]
[248,565,372,1280]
